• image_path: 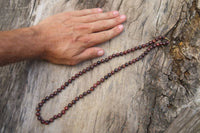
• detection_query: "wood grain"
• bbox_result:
[0,0,200,133]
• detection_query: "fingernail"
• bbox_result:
[97,8,103,12]
[113,11,119,16]
[118,25,124,30]
[120,15,126,20]
[97,50,104,56]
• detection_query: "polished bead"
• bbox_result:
[61,110,65,114]
[53,91,58,95]
[64,106,68,110]
[49,118,54,122]
[118,67,121,71]
[37,116,41,120]
[101,59,105,63]
[87,90,91,94]
[111,71,115,74]
[114,68,118,72]
[58,113,62,117]
[100,78,104,82]
[156,43,160,46]
[57,88,61,92]
[79,94,83,98]
[36,107,40,112]
[93,83,97,88]
[136,58,139,61]
[41,99,46,104]
[93,63,97,66]
[72,100,76,104]
[144,51,148,55]
[132,59,136,63]
[104,75,108,79]
[97,61,101,64]
[90,65,94,69]
[79,71,83,75]
[149,41,153,44]
[38,103,43,107]
[83,92,87,96]
[53,115,58,119]
[122,64,126,68]
[147,48,151,51]
[120,52,123,56]
[86,67,90,71]
[149,46,153,49]
[139,45,142,49]
[49,94,54,98]
[72,76,75,80]
[131,48,135,51]
[75,97,79,101]
[82,69,86,73]
[96,81,100,85]
[90,87,94,91]
[142,44,146,48]
[152,40,156,43]
[129,61,132,65]
[68,103,72,107]
[61,85,65,89]
[108,56,112,59]
[125,63,128,66]
[65,82,69,86]
[68,79,72,83]
[153,44,156,48]
[116,53,120,56]
[45,121,49,125]
[75,74,79,78]
[36,112,40,116]
[108,73,111,77]
[127,49,131,53]
[123,50,127,54]
[135,46,139,50]
[45,96,49,100]
[41,120,45,124]
[105,58,109,62]
[112,54,116,57]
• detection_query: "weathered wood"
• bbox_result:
[0,0,200,133]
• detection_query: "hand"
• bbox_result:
[33,8,126,65]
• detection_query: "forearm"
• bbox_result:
[0,27,43,66]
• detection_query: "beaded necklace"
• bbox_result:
[35,36,169,125]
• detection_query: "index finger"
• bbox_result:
[67,8,103,17]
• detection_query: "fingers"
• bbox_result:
[76,47,104,63]
[75,11,120,23]
[67,8,103,17]
[79,25,124,48]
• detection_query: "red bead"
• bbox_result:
[82,69,86,73]
[127,49,131,53]
[116,53,120,56]
[49,118,54,122]
[72,100,76,104]
[64,106,68,110]
[111,71,115,74]
[93,84,97,88]
[152,40,156,43]
[36,112,40,116]
[71,76,75,80]
[45,121,49,125]
[79,94,83,98]
[108,56,112,59]
[97,81,100,85]
[58,113,62,117]
[131,48,135,51]
[57,88,61,92]
[41,120,45,124]
[100,78,104,82]
[75,97,79,101]
[36,107,40,112]
[156,43,160,46]
[68,79,72,83]
[90,87,94,91]
[61,85,65,89]
[61,110,65,114]
[75,74,79,78]
[53,115,57,119]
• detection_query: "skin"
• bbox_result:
[0,8,126,66]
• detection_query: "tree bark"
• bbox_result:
[0,0,200,133]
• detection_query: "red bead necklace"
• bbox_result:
[36,36,169,125]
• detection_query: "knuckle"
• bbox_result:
[79,35,92,44]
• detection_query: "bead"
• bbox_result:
[41,99,46,104]
[79,71,83,75]
[108,56,112,59]
[111,71,115,74]
[100,78,104,82]
[90,87,94,91]
[61,85,65,89]
[65,82,69,86]
[114,68,118,72]
[64,106,68,110]
[53,91,58,95]
[36,107,40,112]
[75,74,79,78]
[129,61,132,65]
[72,76,75,80]
[135,46,139,50]
[68,79,72,83]
[45,96,49,100]
[108,73,111,77]
[123,50,128,54]
[61,110,65,114]
[82,69,86,73]
[139,45,142,49]
[112,54,116,57]
[136,58,139,61]
[41,120,45,124]
[83,92,87,96]
[90,65,94,70]
[45,120,49,125]
[132,59,136,63]
[125,63,128,66]
[58,113,62,117]
[120,52,123,56]
[131,48,135,51]
[87,90,91,94]
[147,48,151,51]
[142,44,146,48]
[153,44,156,48]
[37,116,41,120]
[38,103,43,107]
[104,75,108,79]
[68,103,72,107]
[122,64,126,68]
[79,94,83,98]
[97,61,101,64]
[72,100,76,104]
[86,67,90,71]
[116,53,120,56]
[149,46,153,49]
[36,112,40,116]
[75,97,79,101]
[127,49,131,53]
[101,59,105,63]
[105,58,109,62]
[93,63,97,66]
[93,83,97,88]
[57,88,61,92]
[96,81,100,85]
[152,40,156,43]
[156,43,160,46]
[49,118,54,122]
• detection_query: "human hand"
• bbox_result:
[33,8,126,65]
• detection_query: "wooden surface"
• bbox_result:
[0,0,200,133]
